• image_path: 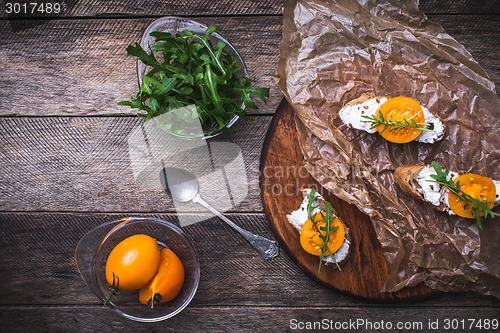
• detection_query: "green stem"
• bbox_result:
[311,209,340,277]
[103,273,119,306]
[103,289,116,307]
[190,35,226,76]
[148,293,163,309]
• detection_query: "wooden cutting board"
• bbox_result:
[259,99,438,301]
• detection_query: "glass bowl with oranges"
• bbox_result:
[75,217,200,322]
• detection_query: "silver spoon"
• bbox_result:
[160,167,279,259]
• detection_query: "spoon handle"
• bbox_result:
[192,194,279,260]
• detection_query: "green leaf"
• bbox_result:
[205,25,219,37]
[126,43,160,68]
[306,188,318,222]
[117,100,141,108]
[155,78,178,96]
[305,190,341,276]
[430,161,450,183]
[178,53,189,64]
[149,96,159,113]
[181,30,194,38]
[232,77,269,109]
[149,31,175,41]
[215,40,227,62]
[150,41,174,52]
[361,109,435,133]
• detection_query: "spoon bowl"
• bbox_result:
[160,167,199,202]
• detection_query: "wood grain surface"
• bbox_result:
[0,212,499,332]
[2,306,500,333]
[0,17,282,116]
[0,0,284,18]
[260,100,436,301]
[1,0,499,331]
[0,0,498,18]
[0,15,498,116]
[0,116,271,212]
[1,212,498,308]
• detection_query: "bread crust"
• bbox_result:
[394,165,426,200]
[394,164,447,212]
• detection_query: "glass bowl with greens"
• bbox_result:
[119,17,269,139]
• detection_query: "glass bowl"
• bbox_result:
[75,217,200,322]
[137,16,248,139]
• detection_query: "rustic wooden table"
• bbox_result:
[1,0,499,332]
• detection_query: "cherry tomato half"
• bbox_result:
[139,248,185,307]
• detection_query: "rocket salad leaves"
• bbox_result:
[119,25,269,136]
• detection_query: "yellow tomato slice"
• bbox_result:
[139,248,185,306]
[376,96,425,143]
[448,173,496,218]
[300,213,345,257]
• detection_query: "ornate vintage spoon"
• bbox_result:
[160,167,279,259]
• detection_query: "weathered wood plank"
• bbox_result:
[0,0,283,19]
[421,0,500,14]
[0,17,282,116]
[0,212,499,308]
[0,116,271,212]
[428,14,500,92]
[0,15,498,117]
[0,0,497,19]
[1,305,500,332]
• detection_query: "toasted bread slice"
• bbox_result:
[339,94,445,143]
[394,165,448,212]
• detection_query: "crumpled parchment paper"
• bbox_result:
[275,0,500,297]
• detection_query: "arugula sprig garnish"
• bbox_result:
[361,110,435,134]
[119,26,269,137]
[428,161,500,230]
[306,189,341,277]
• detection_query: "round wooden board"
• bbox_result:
[259,99,438,301]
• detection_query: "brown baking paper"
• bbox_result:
[275,0,500,297]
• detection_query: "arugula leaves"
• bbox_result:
[428,161,500,230]
[306,189,341,277]
[118,26,269,136]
